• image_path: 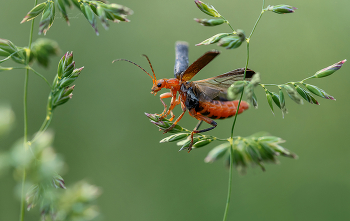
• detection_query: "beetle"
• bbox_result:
[115,50,255,151]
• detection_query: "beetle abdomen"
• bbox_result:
[195,100,249,119]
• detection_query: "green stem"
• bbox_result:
[30,94,53,144]
[30,113,52,144]
[263,82,297,87]
[20,71,29,221]
[20,169,26,221]
[28,67,52,88]
[263,77,313,88]
[222,138,234,221]
[261,83,279,86]
[223,1,265,220]
[221,15,235,32]
[222,44,249,221]
[20,1,37,221]
[2,66,51,88]
[248,8,266,39]
[300,76,315,83]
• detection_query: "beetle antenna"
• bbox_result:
[113,58,155,81]
[142,54,157,81]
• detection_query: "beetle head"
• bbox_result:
[151,79,168,95]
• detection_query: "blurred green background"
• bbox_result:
[0,0,349,220]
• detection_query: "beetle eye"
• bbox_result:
[157,83,162,87]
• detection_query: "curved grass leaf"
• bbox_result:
[283,85,303,104]
[196,33,232,46]
[0,39,27,64]
[56,0,69,24]
[247,131,270,139]
[227,81,247,100]
[218,36,242,49]
[270,91,281,108]
[252,92,258,108]
[194,0,221,17]
[71,0,80,8]
[81,3,98,35]
[96,5,108,29]
[294,84,319,105]
[0,66,14,72]
[194,18,225,26]
[21,2,47,23]
[245,73,260,107]
[204,142,230,163]
[304,84,335,100]
[265,90,274,114]
[279,89,287,118]
[179,137,200,151]
[313,59,346,78]
[62,0,71,8]
[21,0,133,35]
[269,5,297,14]
[193,137,215,149]
[38,2,55,35]
[159,133,189,143]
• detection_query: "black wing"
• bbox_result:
[193,68,256,101]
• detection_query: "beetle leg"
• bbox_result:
[157,92,172,118]
[187,109,217,152]
[163,109,186,133]
[167,98,180,121]
[193,120,203,131]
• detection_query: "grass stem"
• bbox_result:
[223,1,265,220]
[20,1,37,220]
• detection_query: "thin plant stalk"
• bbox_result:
[30,94,53,144]
[0,67,51,88]
[20,1,38,220]
[222,1,265,220]
[28,66,52,88]
[220,15,235,32]
[222,138,234,221]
